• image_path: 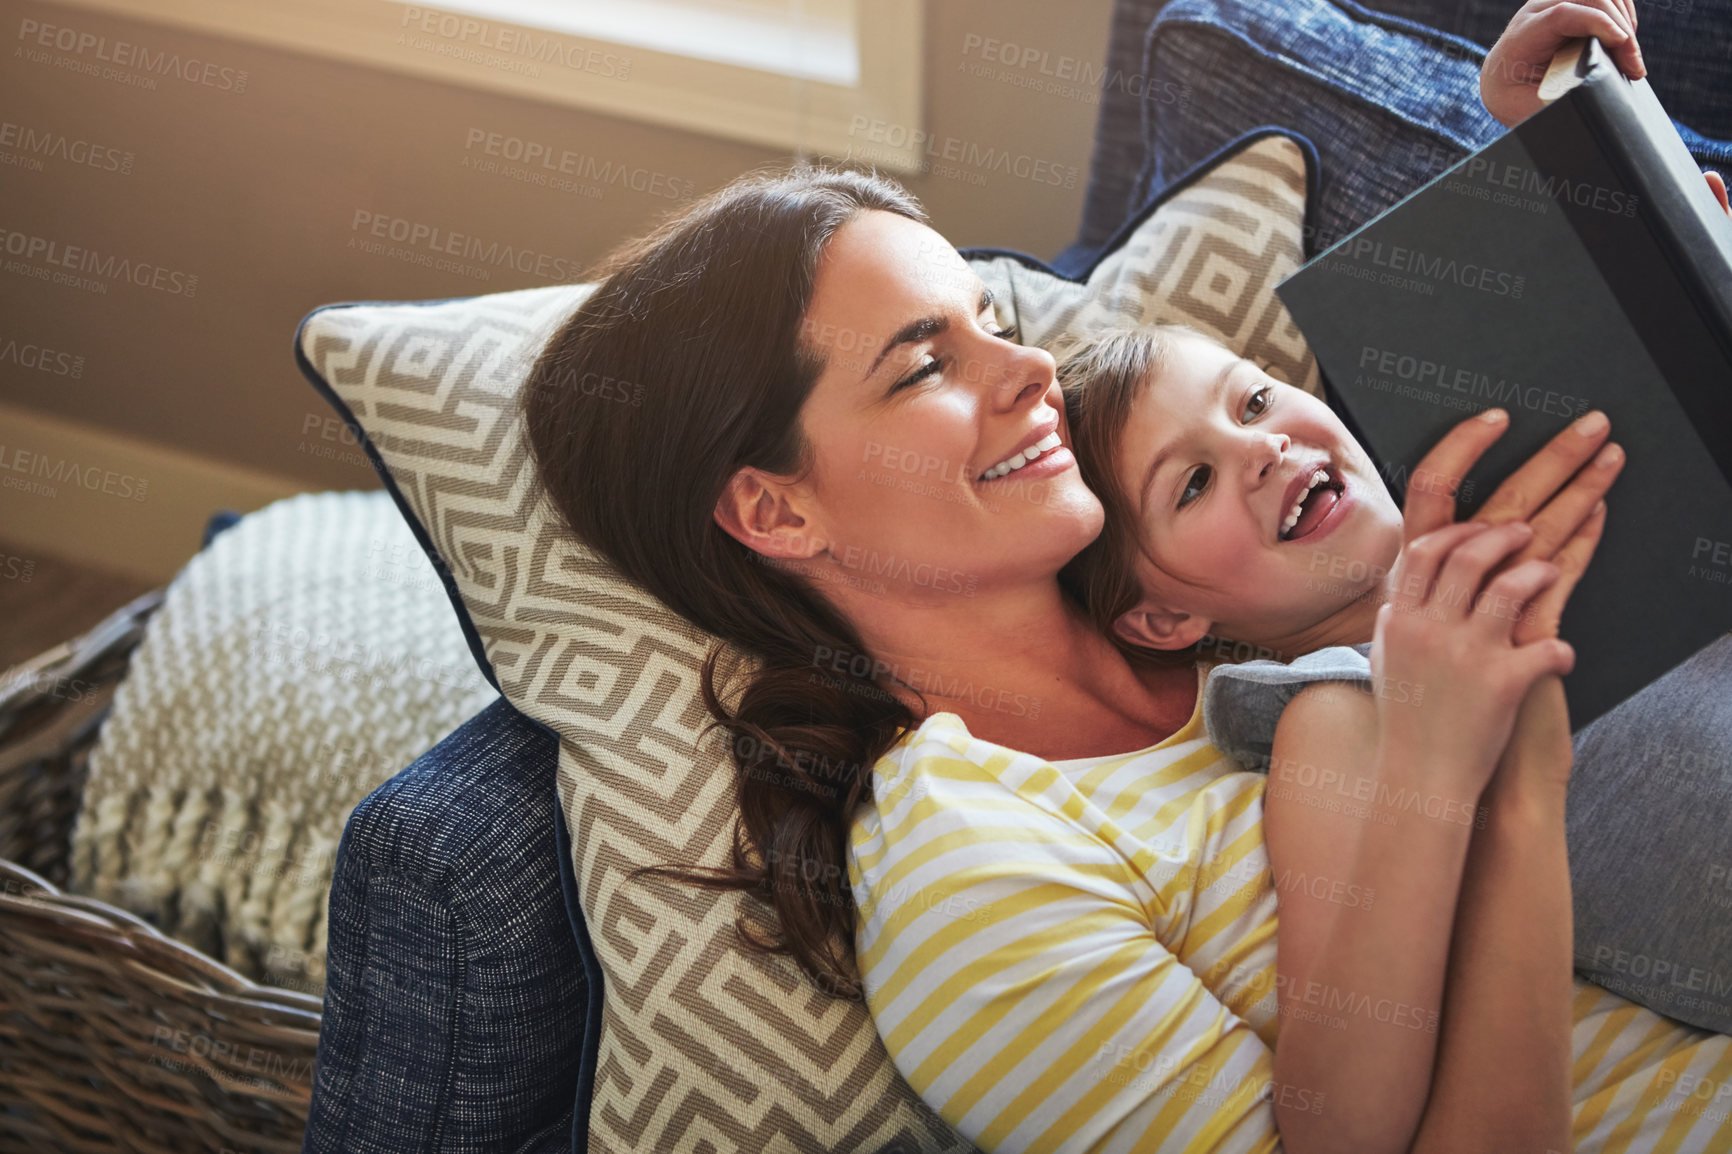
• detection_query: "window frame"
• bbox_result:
[35,0,926,171]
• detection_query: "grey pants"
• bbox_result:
[1567,634,1732,1033]
[1204,634,1732,1034]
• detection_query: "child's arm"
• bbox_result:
[1263,683,1470,1154]
[1265,519,1575,1154]
[1409,674,1575,1154]
[1406,501,1605,1152]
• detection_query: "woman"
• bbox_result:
[518,161,1728,1152]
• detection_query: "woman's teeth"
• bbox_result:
[1281,468,1331,538]
[981,431,1062,480]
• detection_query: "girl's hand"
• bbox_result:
[1371,520,1576,799]
[1482,0,1642,128]
[1508,496,1606,645]
[1485,496,1606,805]
[1402,408,1624,629]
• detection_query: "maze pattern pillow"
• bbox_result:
[969,131,1320,397]
[295,132,1315,1154]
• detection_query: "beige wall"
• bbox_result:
[0,0,1109,576]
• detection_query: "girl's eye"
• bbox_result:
[989,323,1021,343]
[1179,465,1211,508]
[1241,385,1275,422]
[895,354,943,391]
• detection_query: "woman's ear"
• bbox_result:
[1112,601,1212,652]
[714,467,827,560]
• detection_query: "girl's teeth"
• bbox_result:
[1280,469,1332,537]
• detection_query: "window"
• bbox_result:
[40,0,924,169]
[434,0,862,86]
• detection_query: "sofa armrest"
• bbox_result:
[510,1109,576,1154]
[303,696,591,1154]
[1067,0,1731,270]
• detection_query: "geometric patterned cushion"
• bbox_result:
[970,131,1321,398]
[293,136,1313,1154]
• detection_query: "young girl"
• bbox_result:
[1057,321,1732,1150]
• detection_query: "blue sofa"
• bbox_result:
[298,2,1732,1150]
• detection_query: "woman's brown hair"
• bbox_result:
[1057,326,1203,670]
[520,165,928,1001]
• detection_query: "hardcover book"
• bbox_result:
[1277,37,1732,726]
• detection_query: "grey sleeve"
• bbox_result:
[1201,643,1375,773]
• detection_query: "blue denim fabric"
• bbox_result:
[1677,119,1732,169]
[1063,0,1732,269]
[1144,0,1503,257]
[303,697,591,1154]
[200,508,242,550]
[1360,0,1732,143]
[1066,0,1179,261]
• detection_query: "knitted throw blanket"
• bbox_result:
[70,490,499,996]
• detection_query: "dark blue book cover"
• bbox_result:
[1278,38,1732,727]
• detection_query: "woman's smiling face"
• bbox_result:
[1112,333,1404,649]
[770,209,1107,599]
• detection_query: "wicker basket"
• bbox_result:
[0,589,322,1153]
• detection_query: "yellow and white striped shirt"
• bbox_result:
[848,671,1732,1153]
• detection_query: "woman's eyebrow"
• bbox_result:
[863,286,996,381]
[1137,356,1250,511]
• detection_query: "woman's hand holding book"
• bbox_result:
[1481,0,1730,215]
[1481,0,1644,129]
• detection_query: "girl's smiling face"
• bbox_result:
[1110,333,1404,652]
